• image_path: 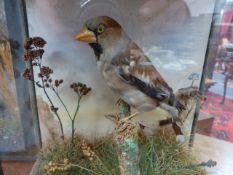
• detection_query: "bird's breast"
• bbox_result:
[96,60,159,112]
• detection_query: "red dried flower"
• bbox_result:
[55,80,59,87]
[24,37,46,52]
[31,37,47,48]
[24,38,33,50]
[24,49,44,61]
[40,66,53,77]
[59,79,63,84]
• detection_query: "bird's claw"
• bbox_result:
[171,115,181,123]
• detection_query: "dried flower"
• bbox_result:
[50,105,59,113]
[48,79,53,83]
[24,37,47,50]
[24,37,33,50]
[23,37,65,141]
[22,68,32,80]
[31,37,47,48]
[59,79,63,84]
[53,79,64,88]
[70,82,91,95]
[70,84,75,89]
[81,140,95,161]
[44,159,71,174]
[40,66,53,77]
[45,83,50,88]
[84,88,91,95]
[24,49,44,61]
[55,79,59,87]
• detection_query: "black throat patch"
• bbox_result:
[89,43,103,60]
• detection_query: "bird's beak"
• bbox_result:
[74,26,97,43]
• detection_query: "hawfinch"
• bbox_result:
[75,16,185,121]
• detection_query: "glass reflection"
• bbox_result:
[0,0,25,153]
[199,0,233,143]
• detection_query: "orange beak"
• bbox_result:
[74,26,96,43]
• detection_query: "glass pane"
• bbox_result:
[0,0,40,160]
[25,0,215,143]
[0,0,25,153]
[198,0,233,144]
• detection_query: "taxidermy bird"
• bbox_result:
[75,16,185,122]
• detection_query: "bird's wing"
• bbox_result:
[111,42,172,101]
[111,42,185,110]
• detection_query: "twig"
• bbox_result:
[38,64,64,141]
[183,159,217,169]
[71,93,82,144]
[52,87,72,121]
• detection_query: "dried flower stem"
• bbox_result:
[23,37,92,144]
[38,63,64,141]
[52,88,72,121]
[71,93,82,144]
[44,159,100,175]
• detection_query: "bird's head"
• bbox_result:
[75,16,129,60]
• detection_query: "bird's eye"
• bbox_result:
[97,24,105,34]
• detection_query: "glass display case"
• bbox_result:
[1,0,233,175]
[25,0,215,142]
[0,0,40,174]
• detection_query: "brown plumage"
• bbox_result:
[75,16,185,121]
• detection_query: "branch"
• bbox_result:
[39,64,64,141]
[71,93,82,144]
[52,87,72,121]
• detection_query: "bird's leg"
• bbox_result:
[159,103,180,122]
[159,103,185,142]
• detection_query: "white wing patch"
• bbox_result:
[135,70,154,87]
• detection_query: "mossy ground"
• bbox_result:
[40,133,206,175]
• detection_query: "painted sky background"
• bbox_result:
[25,0,216,139]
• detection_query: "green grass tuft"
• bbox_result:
[40,134,206,175]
